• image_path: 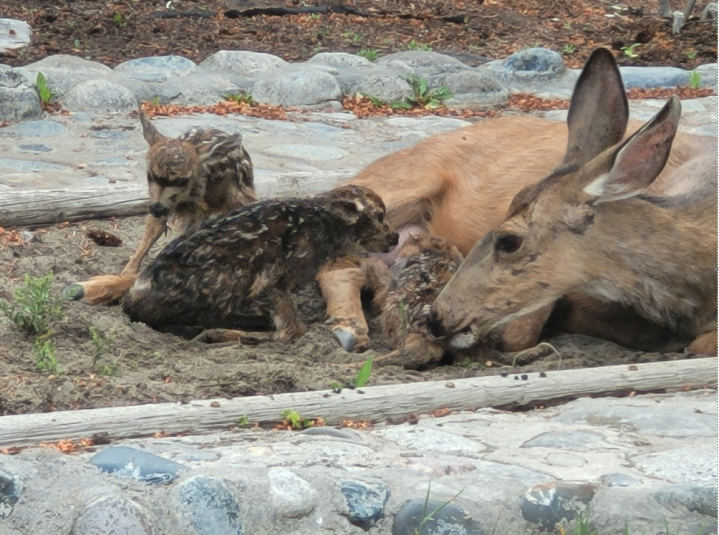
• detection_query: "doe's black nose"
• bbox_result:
[427,307,447,339]
[149,202,169,219]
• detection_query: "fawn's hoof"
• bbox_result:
[331,325,370,353]
[63,284,85,301]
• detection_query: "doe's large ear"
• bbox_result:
[562,48,629,168]
[139,109,166,147]
[583,96,681,203]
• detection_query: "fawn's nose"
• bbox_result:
[427,307,447,339]
[149,203,169,219]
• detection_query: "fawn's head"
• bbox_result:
[324,185,399,253]
[141,111,242,219]
[428,48,682,348]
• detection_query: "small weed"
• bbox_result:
[68,20,77,28]
[563,21,572,29]
[456,357,471,368]
[237,415,250,426]
[358,48,380,61]
[686,50,698,60]
[32,339,62,375]
[281,409,315,430]
[392,75,453,110]
[688,71,701,89]
[562,44,576,55]
[342,32,364,43]
[149,96,161,106]
[365,94,386,107]
[330,381,343,393]
[309,13,319,20]
[415,482,463,535]
[35,72,55,106]
[0,273,69,336]
[224,92,256,105]
[621,43,641,58]
[73,38,81,49]
[407,39,432,51]
[313,44,324,53]
[112,12,127,28]
[349,358,373,388]
[90,326,117,376]
[384,37,393,45]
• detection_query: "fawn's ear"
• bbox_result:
[139,109,166,146]
[561,47,629,168]
[332,197,365,225]
[583,96,681,203]
[197,134,243,167]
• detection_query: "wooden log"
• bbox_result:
[0,358,714,448]
[0,19,31,56]
[0,170,354,228]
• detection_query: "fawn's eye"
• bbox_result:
[495,234,522,254]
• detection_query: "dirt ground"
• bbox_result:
[3,0,716,70]
[0,216,697,416]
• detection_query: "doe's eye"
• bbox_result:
[495,234,522,254]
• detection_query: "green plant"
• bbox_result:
[342,32,364,43]
[281,409,314,430]
[309,13,319,20]
[237,415,250,426]
[32,339,62,375]
[73,38,81,49]
[407,39,432,51]
[90,326,117,376]
[149,96,161,106]
[351,358,373,388]
[35,72,54,106]
[562,44,576,55]
[330,381,343,393]
[0,273,69,335]
[392,75,453,110]
[688,70,701,89]
[414,482,463,535]
[563,21,572,29]
[224,92,256,105]
[621,43,641,58]
[358,48,380,61]
[68,20,77,28]
[686,50,697,60]
[112,12,127,28]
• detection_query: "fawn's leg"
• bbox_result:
[120,215,167,276]
[64,215,167,306]
[371,333,445,370]
[687,325,718,355]
[318,258,370,352]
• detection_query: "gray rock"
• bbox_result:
[0,471,21,519]
[654,483,718,518]
[90,446,188,484]
[252,68,342,107]
[481,48,579,98]
[262,144,349,162]
[113,55,198,80]
[392,499,485,535]
[62,79,138,112]
[16,143,53,153]
[200,51,288,78]
[355,68,414,102]
[441,70,509,110]
[0,158,68,171]
[522,430,604,449]
[114,72,240,107]
[0,66,42,123]
[377,51,470,79]
[73,495,156,535]
[15,55,112,97]
[268,468,317,518]
[173,476,243,535]
[307,52,374,70]
[693,63,718,91]
[632,446,718,484]
[599,473,642,488]
[340,480,391,529]
[1,120,67,138]
[373,426,487,453]
[521,481,596,530]
[619,66,690,89]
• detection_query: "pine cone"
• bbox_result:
[86,228,123,247]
